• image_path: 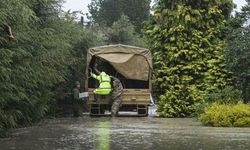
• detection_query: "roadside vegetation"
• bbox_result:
[1,0,250,137]
[0,0,150,137]
[146,0,250,127]
[146,0,233,117]
[199,103,250,127]
[0,0,98,137]
[198,0,250,127]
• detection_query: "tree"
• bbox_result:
[239,0,250,25]
[104,15,147,47]
[146,0,233,117]
[0,0,100,137]
[224,1,250,102]
[0,0,38,136]
[88,0,151,32]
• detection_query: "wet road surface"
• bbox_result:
[0,114,250,150]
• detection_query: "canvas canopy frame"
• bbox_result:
[87,44,152,81]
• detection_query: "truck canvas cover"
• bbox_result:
[87,44,152,81]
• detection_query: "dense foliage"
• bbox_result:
[204,86,243,104]
[0,0,100,137]
[223,1,250,102]
[88,0,151,32]
[194,86,244,116]
[0,0,148,137]
[199,102,250,127]
[104,15,147,47]
[146,0,233,117]
[198,0,250,127]
[1,0,249,137]
[224,28,250,102]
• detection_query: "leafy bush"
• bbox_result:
[199,102,250,127]
[0,0,99,137]
[234,117,250,127]
[193,86,243,116]
[147,0,233,117]
[205,86,243,104]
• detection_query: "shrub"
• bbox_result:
[146,0,233,117]
[194,86,243,117]
[205,86,243,104]
[234,117,250,127]
[199,102,250,127]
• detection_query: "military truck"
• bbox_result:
[85,44,152,116]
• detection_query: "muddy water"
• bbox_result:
[0,115,250,150]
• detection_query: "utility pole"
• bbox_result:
[79,12,90,28]
[81,16,84,28]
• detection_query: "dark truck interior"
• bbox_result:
[88,56,149,89]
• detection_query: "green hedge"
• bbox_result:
[199,102,250,127]
[146,0,233,117]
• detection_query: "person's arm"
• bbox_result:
[91,73,101,81]
[91,73,97,79]
[110,75,117,80]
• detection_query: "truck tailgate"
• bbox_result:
[87,88,151,104]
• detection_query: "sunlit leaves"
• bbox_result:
[146,0,233,117]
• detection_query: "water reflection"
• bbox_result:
[0,117,250,150]
[96,121,111,150]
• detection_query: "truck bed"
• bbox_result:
[87,88,151,105]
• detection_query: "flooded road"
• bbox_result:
[0,114,250,150]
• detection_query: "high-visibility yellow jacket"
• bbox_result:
[91,72,112,95]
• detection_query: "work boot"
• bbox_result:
[111,112,118,117]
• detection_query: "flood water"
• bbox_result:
[0,110,250,150]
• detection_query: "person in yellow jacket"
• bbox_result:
[91,71,112,95]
